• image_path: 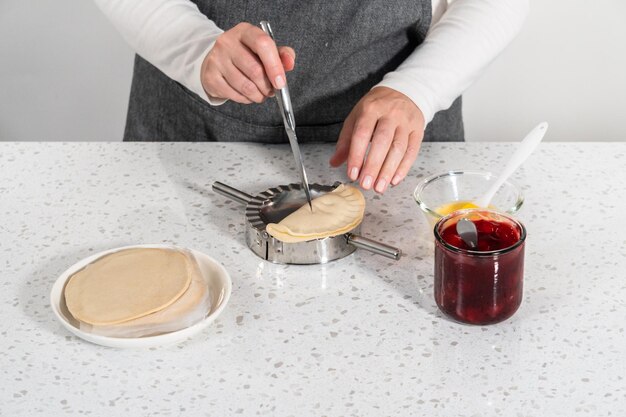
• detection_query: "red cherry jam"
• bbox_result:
[434,210,526,325]
[440,217,521,252]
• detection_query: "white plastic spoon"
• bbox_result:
[474,122,549,208]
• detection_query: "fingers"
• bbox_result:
[373,127,409,193]
[391,131,423,186]
[223,61,266,103]
[201,22,295,103]
[329,112,355,169]
[231,48,273,98]
[278,46,296,71]
[211,76,252,104]
[330,87,426,193]
[358,118,396,190]
[345,113,378,183]
[240,26,286,89]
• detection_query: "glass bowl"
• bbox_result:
[413,171,524,225]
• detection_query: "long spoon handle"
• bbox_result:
[346,234,402,260]
[212,181,253,205]
[475,122,549,208]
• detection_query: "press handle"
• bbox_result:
[212,181,253,205]
[346,234,402,260]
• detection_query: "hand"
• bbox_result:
[201,22,296,104]
[329,87,425,194]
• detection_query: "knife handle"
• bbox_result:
[259,21,296,130]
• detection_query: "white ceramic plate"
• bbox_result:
[50,244,232,348]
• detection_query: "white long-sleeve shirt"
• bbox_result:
[94,0,528,125]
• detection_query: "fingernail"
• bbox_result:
[391,175,402,186]
[362,175,373,190]
[349,167,359,181]
[275,75,285,89]
[375,178,387,193]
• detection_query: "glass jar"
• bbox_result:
[433,209,526,325]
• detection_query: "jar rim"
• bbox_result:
[434,208,527,256]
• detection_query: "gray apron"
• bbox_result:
[124,0,464,143]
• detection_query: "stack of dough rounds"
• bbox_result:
[64,248,210,338]
[266,184,365,243]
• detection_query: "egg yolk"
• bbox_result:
[435,201,482,216]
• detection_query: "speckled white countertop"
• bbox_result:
[0,142,624,416]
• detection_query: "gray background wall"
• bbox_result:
[1,0,625,142]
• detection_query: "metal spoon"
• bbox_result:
[456,218,478,249]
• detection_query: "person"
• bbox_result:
[94,0,528,193]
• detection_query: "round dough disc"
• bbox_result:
[64,248,192,325]
[83,255,209,337]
